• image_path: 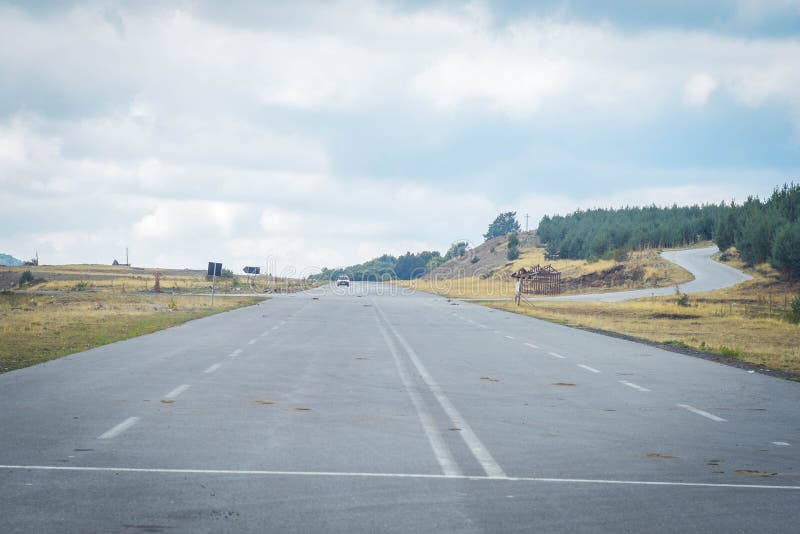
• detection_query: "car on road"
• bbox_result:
[336,275,350,287]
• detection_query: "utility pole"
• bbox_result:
[525,214,530,232]
[126,247,129,266]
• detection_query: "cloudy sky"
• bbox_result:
[2,0,799,275]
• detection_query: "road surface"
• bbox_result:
[1,281,798,533]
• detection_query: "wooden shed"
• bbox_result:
[511,264,562,296]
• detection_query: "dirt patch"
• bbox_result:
[552,382,576,387]
[650,313,702,320]
[646,453,678,459]
[735,469,779,477]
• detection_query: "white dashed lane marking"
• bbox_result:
[548,352,566,359]
[164,384,191,400]
[772,442,791,447]
[619,380,650,392]
[524,342,539,349]
[577,364,601,374]
[98,417,141,440]
[228,349,242,358]
[677,404,727,422]
[505,335,515,340]
[247,338,257,345]
[204,363,222,374]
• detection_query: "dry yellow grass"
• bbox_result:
[3,263,316,293]
[0,292,265,373]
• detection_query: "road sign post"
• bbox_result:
[208,262,222,306]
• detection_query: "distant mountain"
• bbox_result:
[0,253,23,266]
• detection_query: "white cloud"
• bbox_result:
[684,73,718,107]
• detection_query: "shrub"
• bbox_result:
[507,247,520,261]
[603,248,629,262]
[18,270,34,287]
[470,256,479,264]
[788,294,800,324]
[677,293,690,307]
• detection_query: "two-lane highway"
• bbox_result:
[1,282,798,533]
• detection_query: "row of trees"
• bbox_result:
[537,204,722,261]
[535,184,800,278]
[714,184,800,277]
[310,250,446,281]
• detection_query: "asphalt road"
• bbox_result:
[1,281,798,533]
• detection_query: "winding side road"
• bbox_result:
[463,245,752,303]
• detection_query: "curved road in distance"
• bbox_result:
[489,245,751,303]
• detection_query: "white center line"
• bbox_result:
[548,351,566,359]
[164,384,191,400]
[228,349,242,358]
[375,304,506,479]
[247,338,258,345]
[505,335,515,340]
[772,442,791,447]
[619,380,650,392]
[524,342,539,349]
[578,364,601,374]
[4,465,800,490]
[98,417,141,440]
[204,363,222,374]
[374,310,461,477]
[677,403,727,422]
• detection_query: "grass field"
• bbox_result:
[481,267,800,376]
[3,263,316,294]
[0,292,265,374]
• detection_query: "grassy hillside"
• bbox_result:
[402,233,693,298]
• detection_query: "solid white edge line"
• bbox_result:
[677,404,727,422]
[164,384,191,400]
[619,380,650,392]
[204,363,222,374]
[98,417,141,440]
[548,352,566,359]
[2,465,798,490]
[376,304,506,479]
[577,364,601,374]
[524,343,539,349]
[373,309,462,477]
